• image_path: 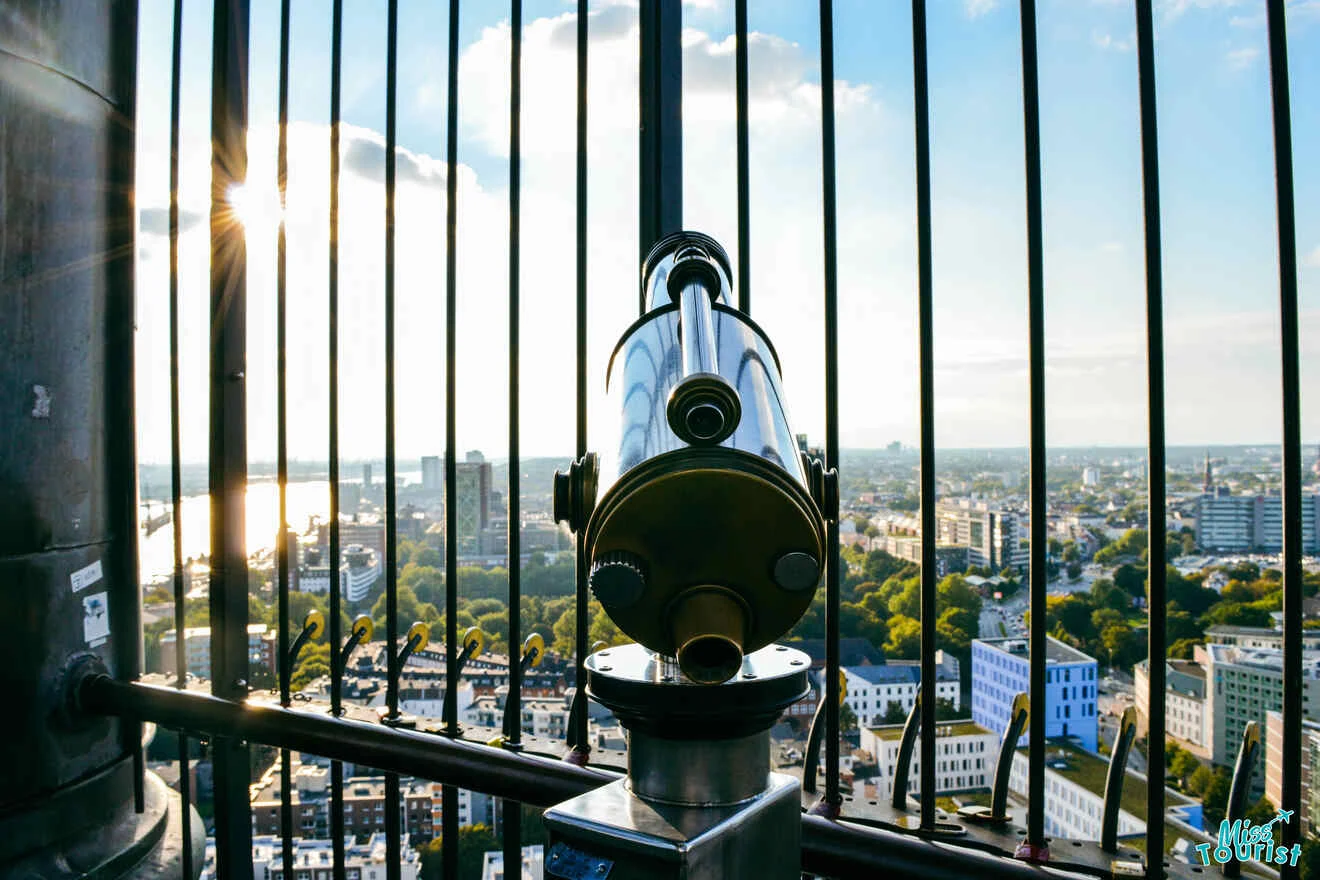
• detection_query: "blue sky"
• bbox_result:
[132,0,1319,464]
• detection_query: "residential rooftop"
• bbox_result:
[975,635,1095,665]
[869,719,990,741]
[845,664,957,686]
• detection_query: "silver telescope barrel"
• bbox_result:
[666,243,742,445]
[553,231,837,684]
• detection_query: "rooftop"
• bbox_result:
[1205,642,1320,672]
[845,664,957,686]
[975,635,1095,665]
[868,720,990,741]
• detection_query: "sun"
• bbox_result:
[226,182,282,235]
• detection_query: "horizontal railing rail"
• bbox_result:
[85,674,1088,880]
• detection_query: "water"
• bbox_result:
[137,477,414,584]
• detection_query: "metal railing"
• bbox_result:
[116,1,1310,878]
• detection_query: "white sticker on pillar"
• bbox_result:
[83,592,111,646]
[71,559,104,593]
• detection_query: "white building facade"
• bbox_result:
[859,721,996,800]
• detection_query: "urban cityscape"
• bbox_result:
[136,441,1320,878]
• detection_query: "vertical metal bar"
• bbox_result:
[504,0,525,872]
[734,0,750,314]
[571,0,590,752]
[1017,0,1048,855]
[208,0,253,875]
[638,0,683,285]
[166,0,191,873]
[911,0,937,831]
[443,2,462,877]
[275,0,294,873]
[1133,2,1167,871]
[328,0,347,873]
[1265,2,1302,875]
[818,0,842,811]
[384,1,402,876]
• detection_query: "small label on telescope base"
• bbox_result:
[545,842,613,879]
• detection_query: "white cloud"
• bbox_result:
[1162,0,1243,21]
[1092,30,1135,52]
[1304,245,1320,269]
[965,0,999,19]
[1226,45,1260,68]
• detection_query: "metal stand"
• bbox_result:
[543,644,810,880]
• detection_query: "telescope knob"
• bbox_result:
[590,550,648,608]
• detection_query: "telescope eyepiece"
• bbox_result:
[670,587,748,685]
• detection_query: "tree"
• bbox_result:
[887,577,921,620]
[1169,638,1200,659]
[840,703,859,732]
[1049,594,1098,644]
[863,549,915,585]
[1187,764,1213,796]
[1169,750,1200,789]
[1100,624,1137,669]
[1066,560,1083,581]
[1113,563,1147,599]
[587,601,629,648]
[935,697,959,721]
[552,607,576,657]
[1225,561,1261,584]
[290,642,330,691]
[884,615,921,660]
[839,601,888,648]
[476,610,509,650]
[1203,765,1230,828]
[1296,838,1320,880]
[410,544,442,568]
[418,823,501,880]
[882,701,907,724]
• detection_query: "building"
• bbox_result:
[300,544,381,604]
[935,500,1028,571]
[1205,624,1320,651]
[448,451,494,555]
[859,720,996,800]
[1082,467,1100,487]
[421,455,443,492]
[236,834,419,880]
[250,753,494,842]
[1202,643,1320,786]
[842,656,960,728]
[879,536,969,576]
[1264,709,1320,837]
[159,623,275,679]
[465,689,577,742]
[1195,490,1320,553]
[1134,658,1209,758]
[481,844,544,880]
[316,520,387,563]
[1008,745,1143,841]
[971,636,1099,752]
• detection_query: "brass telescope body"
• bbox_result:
[555,232,835,684]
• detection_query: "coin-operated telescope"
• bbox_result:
[545,232,837,880]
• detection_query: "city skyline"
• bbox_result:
[132,0,1320,464]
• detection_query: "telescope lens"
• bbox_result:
[685,402,725,441]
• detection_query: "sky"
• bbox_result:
[131,0,1320,466]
